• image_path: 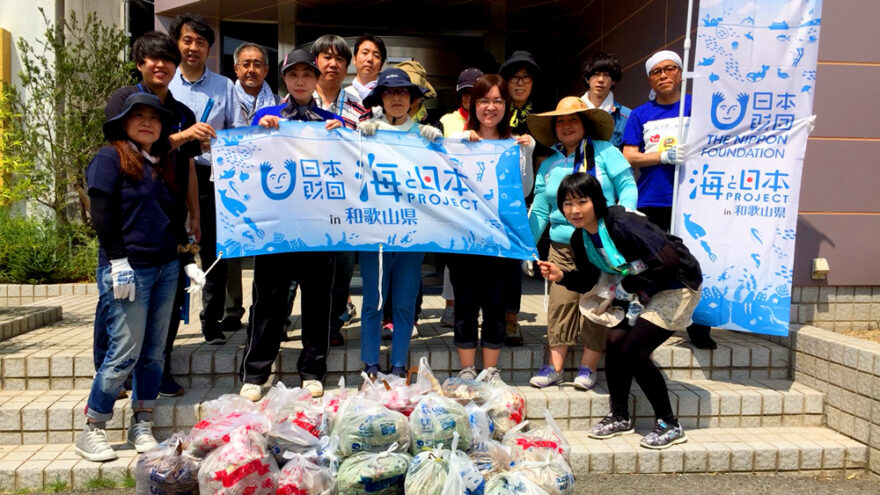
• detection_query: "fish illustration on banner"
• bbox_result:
[677,0,822,336]
[210,121,537,261]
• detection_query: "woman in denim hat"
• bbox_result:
[358,68,443,379]
[77,93,206,462]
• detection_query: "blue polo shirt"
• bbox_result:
[87,147,180,268]
[622,94,691,208]
[168,67,247,166]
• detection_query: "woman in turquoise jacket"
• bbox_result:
[526,96,637,390]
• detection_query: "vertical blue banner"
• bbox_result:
[678,0,822,335]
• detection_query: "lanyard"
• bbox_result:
[571,138,593,174]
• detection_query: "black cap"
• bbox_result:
[102,93,173,142]
[363,68,427,108]
[499,50,542,79]
[456,67,484,92]
[280,48,320,76]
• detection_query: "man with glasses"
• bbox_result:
[622,50,716,350]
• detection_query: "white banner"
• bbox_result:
[677,0,822,335]
[211,121,536,260]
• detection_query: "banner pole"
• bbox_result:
[670,0,695,236]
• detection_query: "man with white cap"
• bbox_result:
[621,50,716,350]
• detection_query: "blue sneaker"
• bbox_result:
[529,365,563,388]
[573,366,596,391]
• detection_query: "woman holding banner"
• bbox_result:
[526,96,637,390]
[450,74,535,383]
[537,172,701,449]
[358,68,443,378]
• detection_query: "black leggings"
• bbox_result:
[605,319,677,424]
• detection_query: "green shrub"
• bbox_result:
[0,211,96,284]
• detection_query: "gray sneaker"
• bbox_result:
[458,366,478,380]
[573,366,597,391]
[588,413,635,439]
[128,420,158,453]
[75,425,117,462]
[529,365,563,388]
[640,419,687,449]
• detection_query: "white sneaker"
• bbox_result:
[458,366,478,380]
[239,382,263,401]
[127,420,158,453]
[75,425,117,462]
[303,379,324,398]
[411,323,421,339]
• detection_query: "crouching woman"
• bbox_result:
[537,173,702,450]
[77,93,205,461]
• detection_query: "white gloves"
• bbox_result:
[109,258,136,301]
[359,122,379,136]
[419,125,443,143]
[184,263,206,292]
[660,145,686,165]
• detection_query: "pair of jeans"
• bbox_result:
[92,268,112,371]
[360,251,424,368]
[86,259,179,421]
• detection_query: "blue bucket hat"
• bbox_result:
[362,68,427,108]
[102,92,173,143]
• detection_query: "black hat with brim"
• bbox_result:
[102,92,173,143]
[499,50,542,79]
[362,67,427,108]
[280,48,321,76]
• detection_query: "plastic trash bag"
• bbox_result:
[484,472,550,495]
[412,356,443,397]
[267,419,323,464]
[135,433,200,495]
[198,426,279,495]
[409,394,471,453]
[482,385,526,439]
[469,439,512,479]
[276,451,335,495]
[465,402,495,451]
[188,410,271,454]
[441,377,489,405]
[440,432,485,495]
[404,446,448,495]
[337,442,412,495]
[331,397,411,456]
[201,393,260,419]
[363,372,418,417]
[259,382,315,424]
[322,377,349,432]
[511,459,574,495]
[502,411,569,464]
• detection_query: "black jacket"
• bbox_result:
[559,206,702,296]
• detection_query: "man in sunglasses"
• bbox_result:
[621,50,717,350]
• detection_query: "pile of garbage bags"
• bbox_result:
[134,358,574,495]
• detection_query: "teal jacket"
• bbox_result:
[528,139,637,244]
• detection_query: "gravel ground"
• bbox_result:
[20,473,880,494]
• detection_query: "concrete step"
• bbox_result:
[565,426,866,476]
[0,378,823,445]
[0,316,791,390]
[0,306,63,342]
[0,426,866,491]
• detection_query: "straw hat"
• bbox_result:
[526,96,615,147]
[578,285,625,327]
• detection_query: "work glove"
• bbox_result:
[184,263,206,292]
[109,258,136,301]
[359,122,379,136]
[419,125,443,143]
[660,144,687,165]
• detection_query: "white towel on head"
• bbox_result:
[645,50,682,75]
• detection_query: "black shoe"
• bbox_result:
[687,324,717,350]
[203,324,227,345]
[220,316,242,334]
[390,365,407,379]
[329,331,345,347]
[158,377,185,397]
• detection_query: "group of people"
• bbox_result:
[78,12,715,462]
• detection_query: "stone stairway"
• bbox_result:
[0,278,867,490]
